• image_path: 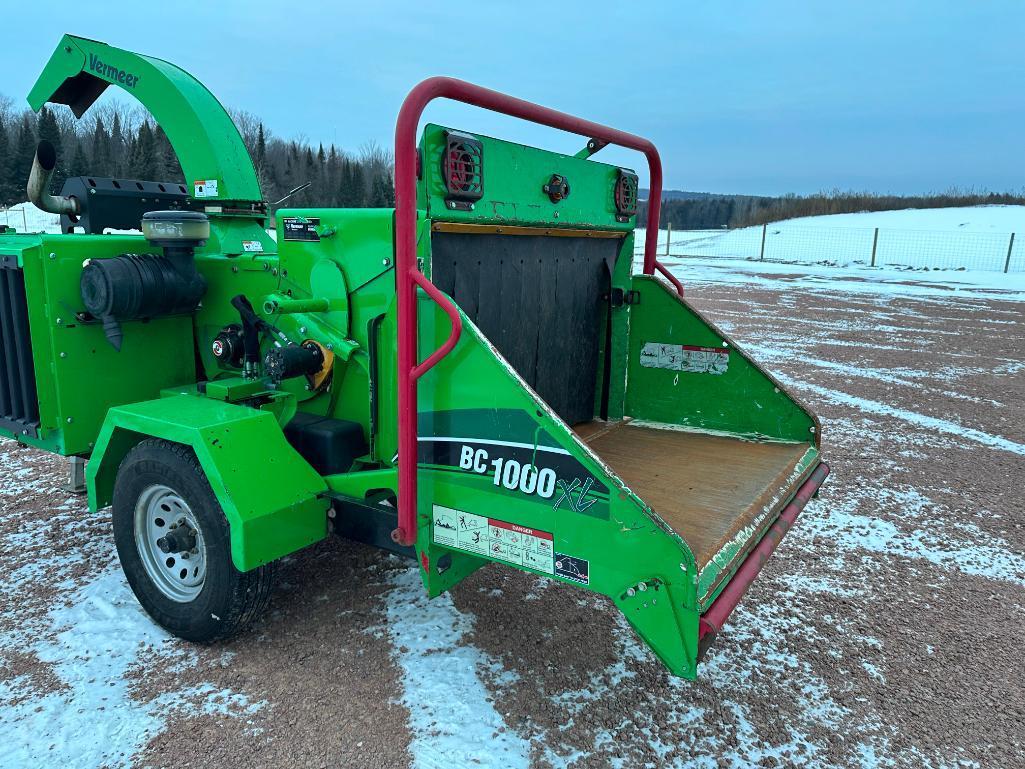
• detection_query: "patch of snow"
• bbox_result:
[772,371,1025,456]
[385,565,530,769]
[0,559,264,768]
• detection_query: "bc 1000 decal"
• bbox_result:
[418,436,611,519]
[458,445,558,497]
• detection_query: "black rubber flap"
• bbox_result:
[430,233,618,426]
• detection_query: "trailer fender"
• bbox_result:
[87,395,329,571]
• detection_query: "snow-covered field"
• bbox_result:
[639,204,1025,273]
[2,205,1024,767]
[0,204,60,233]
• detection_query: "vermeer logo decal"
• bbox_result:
[88,53,140,88]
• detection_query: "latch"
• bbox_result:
[543,174,570,203]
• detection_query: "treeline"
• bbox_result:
[640,195,766,230]
[727,189,1025,227]
[0,95,394,212]
[643,188,1025,230]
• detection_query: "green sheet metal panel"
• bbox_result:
[624,275,819,444]
[88,394,329,571]
[0,233,196,455]
[419,123,636,231]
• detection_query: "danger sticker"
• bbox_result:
[640,342,729,375]
[193,179,219,198]
[432,505,554,574]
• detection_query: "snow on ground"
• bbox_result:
[0,204,60,233]
[385,568,531,769]
[3,202,1024,767]
[638,204,1025,273]
[0,562,264,767]
[738,205,1025,234]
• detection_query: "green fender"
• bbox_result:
[87,395,329,571]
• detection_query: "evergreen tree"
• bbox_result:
[91,118,111,176]
[36,107,62,156]
[337,160,365,207]
[109,113,125,176]
[128,121,158,180]
[255,123,266,169]
[12,116,37,202]
[36,107,65,192]
[66,139,90,178]
[369,171,393,207]
[0,114,10,205]
[152,125,182,181]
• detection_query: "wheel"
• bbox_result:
[112,438,275,643]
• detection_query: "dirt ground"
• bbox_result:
[1,268,1022,768]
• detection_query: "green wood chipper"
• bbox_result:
[0,35,829,678]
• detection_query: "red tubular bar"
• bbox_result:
[392,76,681,547]
[698,462,831,655]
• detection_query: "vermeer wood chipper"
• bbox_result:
[0,35,829,678]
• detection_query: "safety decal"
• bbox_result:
[242,240,264,253]
[282,217,321,242]
[432,505,555,575]
[640,342,729,375]
[193,179,219,198]
[554,553,589,585]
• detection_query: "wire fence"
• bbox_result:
[638,224,1023,273]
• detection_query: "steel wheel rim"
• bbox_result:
[134,484,207,602]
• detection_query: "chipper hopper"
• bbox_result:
[0,35,829,678]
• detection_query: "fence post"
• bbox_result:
[870,228,879,267]
[1005,233,1016,274]
[665,222,671,257]
[759,223,767,260]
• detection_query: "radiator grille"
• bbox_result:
[0,257,40,437]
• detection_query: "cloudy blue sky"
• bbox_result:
[3,1,1023,195]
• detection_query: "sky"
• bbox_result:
[2,0,1023,196]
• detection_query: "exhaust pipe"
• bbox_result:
[27,141,80,216]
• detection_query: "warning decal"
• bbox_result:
[554,553,589,585]
[640,342,729,375]
[432,505,554,575]
[193,179,219,198]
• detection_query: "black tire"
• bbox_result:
[112,438,275,643]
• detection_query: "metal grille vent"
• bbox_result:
[0,256,40,437]
[614,169,639,218]
[442,131,484,202]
